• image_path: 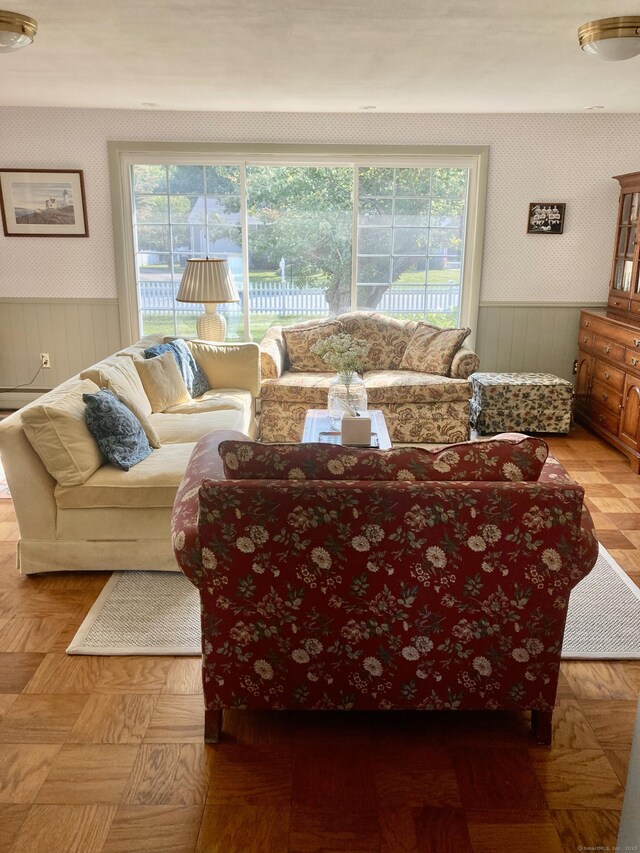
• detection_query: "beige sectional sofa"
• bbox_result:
[259,311,480,443]
[0,336,260,575]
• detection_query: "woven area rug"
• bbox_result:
[66,544,640,658]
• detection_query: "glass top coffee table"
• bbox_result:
[302,409,392,450]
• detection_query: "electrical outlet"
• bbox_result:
[40,353,51,369]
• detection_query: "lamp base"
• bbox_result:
[196,306,226,342]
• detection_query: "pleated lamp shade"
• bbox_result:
[175,258,239,341]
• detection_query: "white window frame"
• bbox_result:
[109,142,489,349]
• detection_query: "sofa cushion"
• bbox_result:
[186,341,261,398]
[219,434,549,482]
[164,388,251,415]
[55,442,196,509]
[338,311,417,370]
[144,339,209,398]
[150,409,253,444]
[401,325,471,375]
[135,351,191,413]
[21,379,104,487]
[282,320,343,372]
[363,370,471,404]
[80,354,161,448]
[261,372,335,406]
[84,389,152,471]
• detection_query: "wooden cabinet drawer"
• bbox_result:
[625,350,640,371]
[578,330,594,349]
[608,294,631,312]
[593,359,625,392]
[591,379,622,413]
[589,401,620,435]
[593,334,625,361]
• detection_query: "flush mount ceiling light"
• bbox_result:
[578,16,640,61]
[0,9,37,52]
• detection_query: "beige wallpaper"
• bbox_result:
[0,107,638,302]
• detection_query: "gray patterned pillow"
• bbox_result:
[84,389,152,471]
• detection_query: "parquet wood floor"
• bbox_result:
[0,424,638,852]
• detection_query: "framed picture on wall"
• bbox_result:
[0,169,88,237]
[527,202,565,234]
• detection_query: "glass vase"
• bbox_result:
[327,371,368,429]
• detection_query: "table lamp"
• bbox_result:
[175,258,239,341]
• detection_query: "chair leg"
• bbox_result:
[531,710,553,745]
[204,709,223,743]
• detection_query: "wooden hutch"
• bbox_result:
[576,171,640,472]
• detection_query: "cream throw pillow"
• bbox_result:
[400,325,471,376]
[22,378,104,487]
[80,356,161,448]
[187,341,261,398]
[135,351,191,413]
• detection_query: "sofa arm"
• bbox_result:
[451,346,480,379]
[259,326,286,379]
[186,340,261,397]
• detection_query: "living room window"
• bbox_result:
[112,144,487,345]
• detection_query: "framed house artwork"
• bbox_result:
[0,169,88,237]
[527,202,565,235]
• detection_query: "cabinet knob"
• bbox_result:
[632,357,639,366]
[634,339,640,347]
[601,392,609,401]
[613,300,620,306]
[582,336,588,344]
[584,320,590,327]
[598,414,606,424]
[603,345,611,353]
[604,371,611,379]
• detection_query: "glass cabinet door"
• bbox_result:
[613,191,640,293]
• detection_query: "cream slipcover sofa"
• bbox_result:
[0,336,260,575]
[259,312,480,443]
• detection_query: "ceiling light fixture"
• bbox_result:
[0,9,37,52]
[578,16,640,61]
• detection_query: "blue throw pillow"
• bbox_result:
[84,389,152,471]
[144,339,209,398]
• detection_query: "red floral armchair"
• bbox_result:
[172,431,598,745]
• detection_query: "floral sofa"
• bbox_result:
[172,431,598,745]
[259,311,480,443]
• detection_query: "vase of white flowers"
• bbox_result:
[311,332,369,429]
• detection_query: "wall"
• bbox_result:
[3,107,637,394]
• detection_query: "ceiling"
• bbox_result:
[2,1,640,113]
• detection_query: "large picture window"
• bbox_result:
[114,145,487,344]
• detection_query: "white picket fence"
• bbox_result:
[139,279,459,318]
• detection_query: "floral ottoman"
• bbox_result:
[470,371,573,435]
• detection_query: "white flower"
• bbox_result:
[251,561,265,574]
[472,656,492,676]
[327,459,345,475]
[502,462,522,481]
[202,548,217,569]
[397,469,415,481]
[292,649,310,663]
[426,546,447,568]
[542,549,562,571]
[481,524,501,544]
[467,536,486,552]
[341,454,357,469]
[237,444,254,462]
[253,659,273,680]
[402,646,420,661]
[352,536,370,552]
[440,451,460,466]
[287,467,306,480]
[172,530,185,551]
[224,452,239,470]
[303,638,323,656]
[524,638,544,656]
[433,460,451,473]
[535,445,548,462]
[512,648,530,662]
[363,656,383,677]
[248,525,268,545]
[236,537,255,553]
[415,637,434,654]
[311,547,331,568]
[364,524,385,543]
